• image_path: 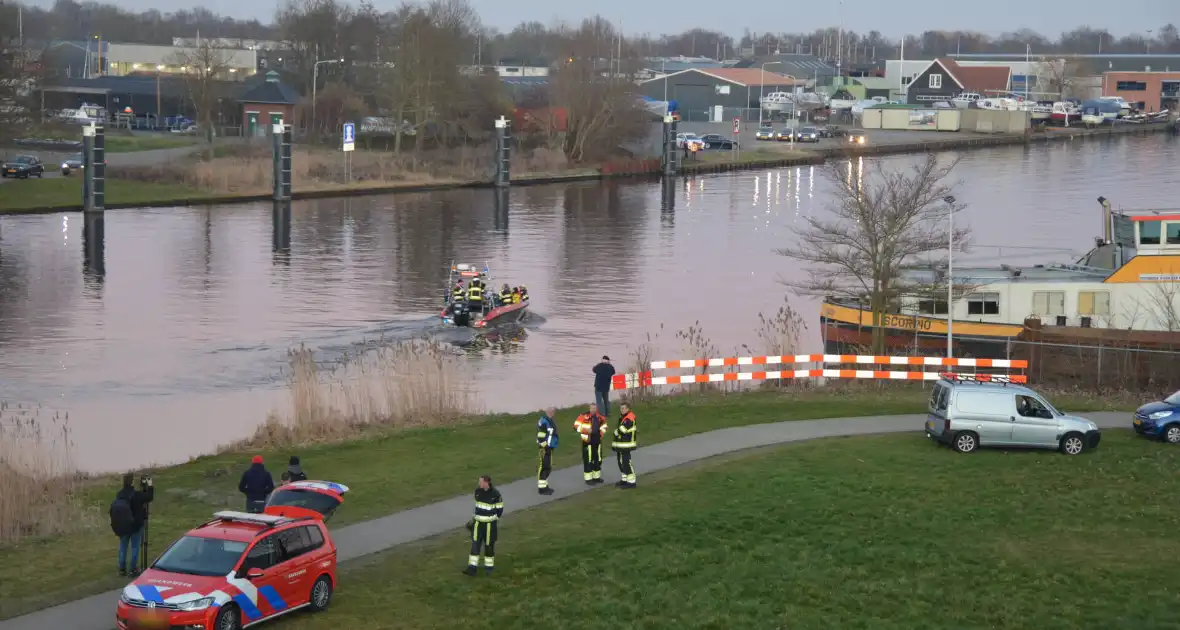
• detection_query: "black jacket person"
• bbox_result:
[238,455,275,513]
[463,475,504,577]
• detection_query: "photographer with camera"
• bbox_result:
[110,472,154,577]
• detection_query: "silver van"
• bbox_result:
[925,377,1101,455]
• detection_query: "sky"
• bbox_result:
[24,0,1177,39]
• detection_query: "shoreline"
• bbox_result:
[1,122,1171,216]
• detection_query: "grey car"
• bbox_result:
[925,377,1101,455]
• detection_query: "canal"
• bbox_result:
[1,133,1177,471]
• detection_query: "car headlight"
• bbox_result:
[176,597,215,611]
[119,592,131,604]
[1089,422,1099,431]
[61,162,68,168]
[1149,410,1174,420]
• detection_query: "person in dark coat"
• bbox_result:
[592,355,617,417]
[280,455,308,484]
[114,473,154,576]
[239,455,275,513]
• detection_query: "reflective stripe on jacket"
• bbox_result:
[574,412,608,445]
[473,487,504,523]
[536,415,558,449]
[613,411,637,449]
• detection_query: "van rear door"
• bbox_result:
[926,382,950,438]
[264,481,349,522]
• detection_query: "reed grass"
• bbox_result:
[240,339,481,450]
[0,403,91,545]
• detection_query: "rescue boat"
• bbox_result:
[441,262,529,328]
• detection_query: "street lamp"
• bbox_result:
[759,61,783,126]
[944,195,956,358]
[311,58,344,134]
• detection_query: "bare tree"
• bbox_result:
[0,0,39,147]
[549,17,647,163]
[170,40,233,144]
[1137,281,1180,332]
[777,154,970,354]
[1036,57,1094,99]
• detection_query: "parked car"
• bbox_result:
[754,125,776,141]
[115,481,348,630]
[1133,390,1180,443]
[699,134,738,149]
[675,132,704,151]
[60,153,84,175]
[1,155,44,179]
[775,129,796,142]
[924,375,1101,455]
[795,127,820,143]
[847,129,868,145]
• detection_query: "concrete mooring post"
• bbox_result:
[493,116,511,187]
[272,124,292,201]
[661,115,679,177]
[660,175,677,227]
[81,123,106,212]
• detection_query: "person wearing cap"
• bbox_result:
[592,355,617,417]
[280,455,307,484]
[238,455,275,513]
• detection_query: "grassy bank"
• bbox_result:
[281,430,1179,630]
[102,135,201,153]
[0,177,213,213]
[0,386,1139,619]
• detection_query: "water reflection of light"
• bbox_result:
[794,166,801,211]
[62,215,68,242]
[808,165,815,200]
[752,174,759,207]
[698,179,705,191]
[856,156,864,192]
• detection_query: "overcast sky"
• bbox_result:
[26,0,1176,39]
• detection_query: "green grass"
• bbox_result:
[0,177,212,212]
[0,387,1134,619]
[279,430,1180,630]
[101,135,200,153]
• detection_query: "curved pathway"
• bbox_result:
[0,411,1128,630]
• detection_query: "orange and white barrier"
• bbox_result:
[611,354,1027,390]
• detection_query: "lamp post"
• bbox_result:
[311,58,344,134]
[156,65,164,129]
[944,195,956,358]
[759,61,783,126]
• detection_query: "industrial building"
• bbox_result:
[638,68,804,121]
[1101,71,1180,111]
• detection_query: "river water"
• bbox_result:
[1,133,1177,471]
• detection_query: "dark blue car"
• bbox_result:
[1133,391,1180,443]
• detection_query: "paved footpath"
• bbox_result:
[1,411,1127,630]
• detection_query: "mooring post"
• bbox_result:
[83,212,106,279]
[660,174,676,227]
[494,115,511,187]
[81,122,106,212]
[272,123,292,201]
[661,115,679,177]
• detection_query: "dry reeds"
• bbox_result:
[120,144,571,195]
[242,339,481,450]
[0,403,90,545]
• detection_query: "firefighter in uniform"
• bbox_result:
[613,402,637,489]
[574,403,608,485]
[536,407,558,495]
[463,475,503,576]
[451,281,465,302]
[466,279,484,310]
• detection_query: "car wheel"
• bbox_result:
[1059,432,1086,456]
[36,171,42,178]
[308,575,333,612]
[1164,425,1180,444]
[213,604,241,630]
[952,431,978,453]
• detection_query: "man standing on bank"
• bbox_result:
[574,403,608,485]
[592,355,616,417]
[613,402,638,489]
[536,407,559,495]
[463,475,504,577]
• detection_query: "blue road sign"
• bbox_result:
[342,122,356,151]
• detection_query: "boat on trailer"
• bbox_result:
[441,262,529,329]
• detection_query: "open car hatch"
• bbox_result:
[263,480,350,522]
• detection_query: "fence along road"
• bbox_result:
[4,407,1129,630]
[611,354,1029,389]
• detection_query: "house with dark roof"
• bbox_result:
[638,68,805,118]
[238,71,301,136]
[906,58,1011,105]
